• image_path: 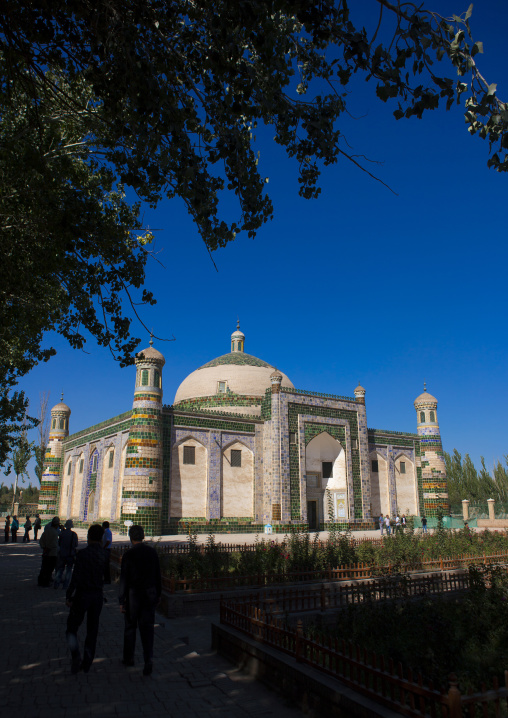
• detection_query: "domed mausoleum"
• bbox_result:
[38,324,449,535]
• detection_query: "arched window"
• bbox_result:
[420,411,425,423]
[154,370,160,388]
[52,418,56,429]
[430,410,435,423]
[108,450,114,468]
[92,454,98,472]
[141,369,149,386]
[59,418,64,429]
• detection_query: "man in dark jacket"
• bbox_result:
[33,514,42,541]
[118,525,161,676]
[54,520,79,589]
[38,517,60,586]
[65,524,106,674]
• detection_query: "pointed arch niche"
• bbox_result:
[99,441,116,518]
[59,454,74,515]
[305,432,347,523]
[171,436,208,518]
[115,441,129,520]
[222,440,254,518]
[71,451,85,516]
[370,451,389,517]
[394,452,417,515]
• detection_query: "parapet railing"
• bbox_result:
[109,547,508,594]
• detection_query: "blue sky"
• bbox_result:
[5,1,507,486]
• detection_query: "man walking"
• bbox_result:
[54,520,79,589]
[119,525,161,676]
[65,524,106,674]
[379,514,384,535]
[33,514,42,541]
[384,514,391,535]
[38,517,60,586]
[23,515,32,542]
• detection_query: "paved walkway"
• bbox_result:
[0,540,303,718]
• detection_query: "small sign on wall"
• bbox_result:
[264,524,273,534]
[123,503,138,514]
[335,491,347,519]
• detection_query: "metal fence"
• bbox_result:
[220,585,508,717]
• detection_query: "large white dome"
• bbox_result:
[173,324,293,404]
[174,354,293,403]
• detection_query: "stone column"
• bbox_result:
[487,498,495,521]
[462,499,470,521]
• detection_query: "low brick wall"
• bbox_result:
[477,519,508,528]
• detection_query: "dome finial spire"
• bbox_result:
[423,380,427,392]
[149,329,154,347]
[61,390,64,402]
[231,320,245,353]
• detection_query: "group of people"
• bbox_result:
[3,514,42,543]
[378,513,428,534]
[379,513,406,535]
[37,518,112,589]
[36,517,161,676]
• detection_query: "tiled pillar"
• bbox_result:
[122,342,165,536]
[208,431,222,519]
[414,387,448,518]
[387,446,397,517]
[38,399,71,517]
[270,370,282,524]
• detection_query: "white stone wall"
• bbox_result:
[170,437,208,517]
[99,443,116,518]
[222,441,254,517]
[394,455,417,515]
[71,451,85,516]
[370,453,390,517]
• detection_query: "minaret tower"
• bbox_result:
[38,394,71,516]
[414,384,448,517]
[231,319,245,353]
[122,337,165,535]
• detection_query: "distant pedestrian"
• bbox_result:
[66,524,106,674]
[4,515,10,543]
[421,516,428,534]
[11,515,19,542]
[23,515,32,542]
[401,515,407,531]
[119,525,161,676]
[38,517,61,586]
[379,514,384,535]
[33,514,41,541]
[384,515,391,535]
[395,514,401,533]
[54,520,79,589]
[102,521,113,584]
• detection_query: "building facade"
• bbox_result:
[38,325,449,534]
